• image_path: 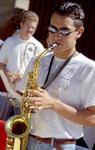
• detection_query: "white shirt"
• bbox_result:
[17,53,95,139]
[0,34,44,74]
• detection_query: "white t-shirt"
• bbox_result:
[0,34,44,74]
[17,53,95,139]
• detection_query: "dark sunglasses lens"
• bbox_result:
[59,30,71,35]
[47,26,56,33]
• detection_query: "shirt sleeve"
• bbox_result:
[82,68,95,108]
[0,38,11,63]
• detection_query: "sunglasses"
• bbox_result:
[47,26,78,36]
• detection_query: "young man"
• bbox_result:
[0,11,44,87]
[14,2,95,150]
[0,11,44,120]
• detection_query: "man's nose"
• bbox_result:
[28,27,32,31]
[54,31,62,40]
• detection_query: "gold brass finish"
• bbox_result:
[5,43,57,150]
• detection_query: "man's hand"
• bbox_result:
[5,72,24,86]
[12,73,24,85]
[24,87,55,111]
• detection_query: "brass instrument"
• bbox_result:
[19,42,37,72]
[5,115,31,150]
[0,42,37,120]
[5,43,57,150]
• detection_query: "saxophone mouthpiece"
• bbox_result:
[49,43,58,50]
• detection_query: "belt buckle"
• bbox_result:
[36,136,40,142]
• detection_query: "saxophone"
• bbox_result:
[5,43,57,150]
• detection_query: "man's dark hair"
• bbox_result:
[52,2,85,28]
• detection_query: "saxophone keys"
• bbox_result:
[25,102,28,107]
[6,136,13,149]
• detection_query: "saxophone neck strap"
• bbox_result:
[41,50,76,90]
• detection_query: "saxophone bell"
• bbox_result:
[5,115,31,150]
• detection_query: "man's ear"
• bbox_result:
[77,27,84,39]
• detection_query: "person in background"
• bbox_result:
[9,1,95,150]
[0,11,44,87]
[0,11,44,119]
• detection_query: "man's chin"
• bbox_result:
[27,34,32,38]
